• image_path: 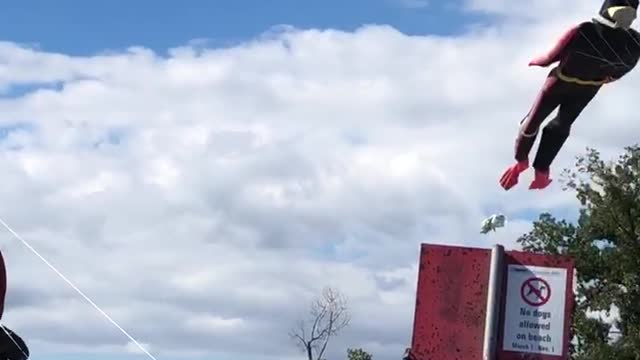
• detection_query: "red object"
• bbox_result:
[500,160,530,190]
[529,170,552,190]
[409,244,492,360]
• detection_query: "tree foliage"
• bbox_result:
[517,146,640,359]
[289,286,351,360]
[347,348,373,360]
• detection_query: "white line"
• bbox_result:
[0,217,157,360]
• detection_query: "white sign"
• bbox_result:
[502,264,568,356]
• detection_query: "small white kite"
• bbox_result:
[480,214,506,234]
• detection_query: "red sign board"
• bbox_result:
[409,244,492,359]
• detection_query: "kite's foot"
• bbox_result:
[529,169,552,190]
[499,160,529,190]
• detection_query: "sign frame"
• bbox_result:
[496,251,575,360]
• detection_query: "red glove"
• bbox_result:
[499,160,529,190]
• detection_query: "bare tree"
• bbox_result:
[289,286,351,360]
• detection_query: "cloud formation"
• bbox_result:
[0,1,637,359]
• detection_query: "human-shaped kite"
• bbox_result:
[500,0,640,190]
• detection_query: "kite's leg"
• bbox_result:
[530,83,601,189]
[500,74,563,190]
[515,75,563,162]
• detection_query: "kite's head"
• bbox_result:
[598,0,638,29]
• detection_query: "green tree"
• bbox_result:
[347,348,372,360]
[516,146,640,359]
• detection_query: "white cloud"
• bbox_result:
[0,2,634,359]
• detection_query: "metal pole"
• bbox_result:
[483,244,504,360]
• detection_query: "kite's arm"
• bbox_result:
[529,24,580,67]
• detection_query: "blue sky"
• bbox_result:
[0,0,489,55]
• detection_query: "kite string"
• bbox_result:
[576,15,640,72]
[0,217,158,360]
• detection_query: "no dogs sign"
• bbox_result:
[501,265,568,356]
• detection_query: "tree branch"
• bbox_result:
[288,286,351,360]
